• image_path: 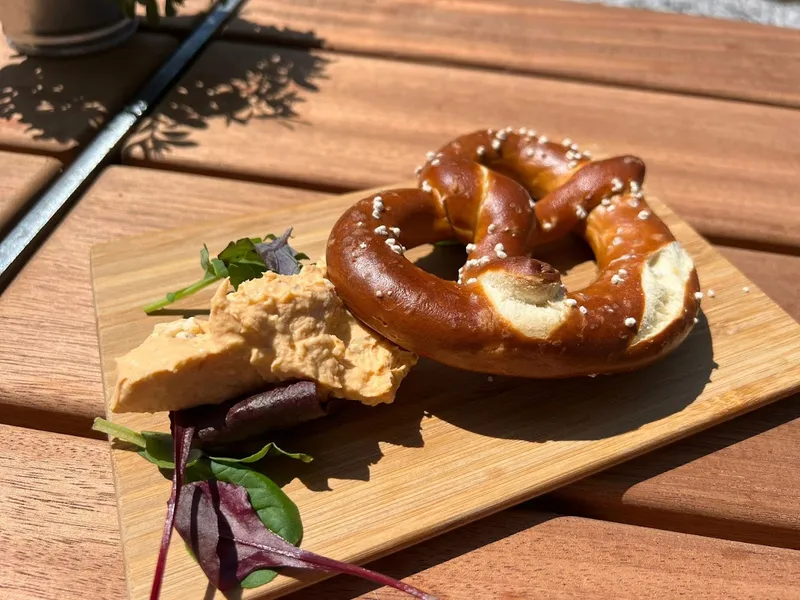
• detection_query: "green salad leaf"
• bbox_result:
[142,228,308,314]
[211,442,313,465]
[92,417,306,588]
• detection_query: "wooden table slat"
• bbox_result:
[0,34,177,160]
[0,424,125,600]
[0,151,61,234]
[145,0,800,108]
[121,42,800,253]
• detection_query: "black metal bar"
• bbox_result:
[0,0,247,291]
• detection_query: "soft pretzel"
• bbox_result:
[325,128,701,378]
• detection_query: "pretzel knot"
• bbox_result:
[325,128,701,378]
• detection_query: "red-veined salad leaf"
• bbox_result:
[175,480,437,599]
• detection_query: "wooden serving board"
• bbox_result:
[91,184,800,600]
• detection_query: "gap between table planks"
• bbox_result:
[121,42,800,254]
[90,186,800,599]
[5,424,800,600]
[143,0,800,108]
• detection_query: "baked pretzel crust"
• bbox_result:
[325,128,701,378]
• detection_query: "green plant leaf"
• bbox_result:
[217,238,260,263]
[142,227,311,313]
[95,415,311,591]
[209,258,228,278]
[209,461,303,544]
[139,431,204,470]
[200,244,211,272]
[206,459,303,587]
[211,442,313,465]
[216,238,269,289]
[142,271,220,314]
[240,569,279,588]
[92,417,145,448]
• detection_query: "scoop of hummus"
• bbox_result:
[110,262,418,413]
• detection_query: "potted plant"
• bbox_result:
[0,0,183,57]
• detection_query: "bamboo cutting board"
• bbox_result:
[91,184,800,600]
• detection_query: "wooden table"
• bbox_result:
[1,2,799,598]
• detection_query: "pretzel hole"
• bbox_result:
[406,236,600,292]
[534,236,598,292]
[406,243,465,282]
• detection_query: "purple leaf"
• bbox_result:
[180,381,337,446]
[175,480,438,599]
[254,228,305,275]
[149,412,196,600]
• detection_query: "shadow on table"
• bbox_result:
[265,242,716,494]
[282,510,558,600]
[126,27,329,161]
[533,391,800,548]
[0,20,328,159]
[0,54,110,149]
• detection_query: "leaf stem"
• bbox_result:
[150,414,196,600]
[143,274,220,314]
[246,539,438,599]
[92,417,146,448]
[299,552,438,599]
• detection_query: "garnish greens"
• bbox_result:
[142,228,309,314]
[94,417,436,598]
[176,480,437,598]
[93,417,309,590]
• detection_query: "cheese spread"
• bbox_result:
[110,262,418,413]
